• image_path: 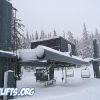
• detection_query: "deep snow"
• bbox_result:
[14,65,100,100]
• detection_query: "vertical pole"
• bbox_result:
[3,71,8,100]
[93,39,100,78]
[65,67,67,83]
[47,67,50,81]
[0,66,4,100]
[13,7,17,55]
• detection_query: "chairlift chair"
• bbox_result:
[81,68,90,78]
[66,68,74,77]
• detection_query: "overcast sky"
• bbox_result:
[11,0,100,38]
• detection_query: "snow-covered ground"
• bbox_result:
[14,65,100,100]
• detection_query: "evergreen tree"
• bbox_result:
[75,39,82,56]
[35,31,39,40]
[82,24,92,58]
[31,34,34,40]
[11,9,25,50]
[63,31,66,39]
[53,29,57,37]
[67,31,75,44]
[40,30,46,39]
[29,34,34,41]
[48,32,52,38]
[95,28,100,42]
[25,31,31,49]
[26,32,30,41]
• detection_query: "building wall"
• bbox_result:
[0,0,12,51]
[31,37,76,55]
[60,37,68,52]
[31,38,61,50]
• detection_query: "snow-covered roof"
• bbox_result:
[31,36,61,43]
[18,45,89,65]
[36,45,89,65]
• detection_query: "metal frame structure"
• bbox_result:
[27,37,89,84]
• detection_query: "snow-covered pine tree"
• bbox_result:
[31,33,34,41]
[75,39,82,56]
[94,28,100,56]
[63,31,66,39]
[25,31,31,49]
[67,31,75,44]
[40,30,46,39]
[11,9,25,50]
[35,31,39,40]
[82,24,92,58]
[88,33,94,58]
[53,29,57,37]
[95,28,100,43]
[48,32,52,38]
[29,34,34,41]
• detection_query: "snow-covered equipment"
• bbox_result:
[66,68,74,77]
[18,45,89,83]
[36,45,89,65]
[35,67,48,82]
[19,36,89,66]
[81,68,90,78]
[18,37,90,84]
[18,45,89,66]
[34,67,55,86]
[44,79,56,86]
